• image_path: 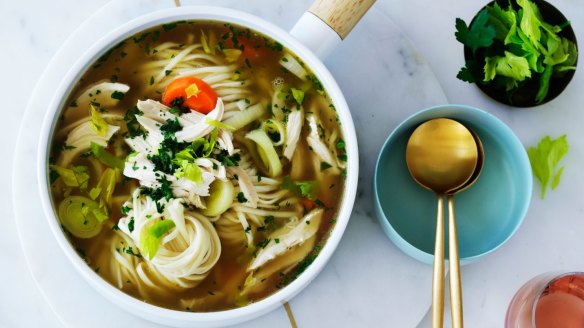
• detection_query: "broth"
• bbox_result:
[49,20,346,311]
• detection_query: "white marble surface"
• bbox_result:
[4,1,584,328]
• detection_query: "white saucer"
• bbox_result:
[13,0,447,327]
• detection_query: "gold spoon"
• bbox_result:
[445,129,483,328]
[405,118,479,328]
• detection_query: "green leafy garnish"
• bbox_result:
[51,165,90,190]
[455,0,578,104]
[205,118,235,131]
[91,142,125,170]
[282,176,318,200]
[139,220,176,260]
[290,88,305,106]
[174,160,203,183]
[89,167,120,207]
[123,106,144,138]
[223,49,242,62]
[484,51,532,88]
[237,192,248,203]
[90,105,109,136]
[455,10,496,54]
[527,135,568,199]
[111,91,125,100]
[320,162,332,171]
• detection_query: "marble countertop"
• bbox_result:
[3,0,584,327]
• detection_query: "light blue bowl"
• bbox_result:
[374,105,532,265]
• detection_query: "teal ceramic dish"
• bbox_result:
[374,105,532,265]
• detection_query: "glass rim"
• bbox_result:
[531,271,584,327]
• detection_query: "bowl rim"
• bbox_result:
[36,5,359,325]
[373,104,532,265]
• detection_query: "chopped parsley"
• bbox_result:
[320,162,332,171]
[276,245,322,289]
[169,97,189,114]
[237,192,248,203]
[123,106,145,137]
[216,150,241,167]
[162,22,178,31]
[121,205,131,215]
[124,246,142,258]
[306,74,324,94]
[111,91,125,100]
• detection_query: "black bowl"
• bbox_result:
[463,0,578,107]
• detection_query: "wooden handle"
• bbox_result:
[447,195,464,328]
[309,0,376,39]
[432,195,445,328]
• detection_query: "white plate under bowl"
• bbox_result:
[13,0,447,327]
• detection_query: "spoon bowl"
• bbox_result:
[405,118,478,194]
[451,129,484,194]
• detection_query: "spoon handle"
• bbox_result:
[447,194,463,328]
[432,194,445,328]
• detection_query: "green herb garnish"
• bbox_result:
[455,0,578,104]
[528,135,568,199]
[237,192,248,203]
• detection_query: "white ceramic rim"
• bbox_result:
[37,5,358,326]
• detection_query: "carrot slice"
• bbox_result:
[240,39,268,62]
[162,77,218,114]
[225,37,268,63]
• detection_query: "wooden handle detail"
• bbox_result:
[309,0,376,39]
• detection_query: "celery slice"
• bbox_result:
[90,105,109,137]
[91,142,125,170]
[58,196,105,238]
[201,179,235,217]
[140,220,176,260]
[245,129,282,177]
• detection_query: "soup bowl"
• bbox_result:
[37,2,366,327]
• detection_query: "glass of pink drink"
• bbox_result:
[506,272,584,328]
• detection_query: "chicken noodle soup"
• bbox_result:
[49,21,346,311]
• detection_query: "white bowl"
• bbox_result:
[37,6,359,327]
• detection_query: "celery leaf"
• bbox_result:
[140,220,176,260]
[455,10,496,54]
[528,135,569,199]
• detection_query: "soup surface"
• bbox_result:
[49,20,346,311]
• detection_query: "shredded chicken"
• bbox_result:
[229,166,259,208]
[137,99,175,122]
[248,209,323,271]
[58,122,119,167]
[283,109,304,160]
[175,98,224,142]
[306,114,335,165]
[68,81,129,112]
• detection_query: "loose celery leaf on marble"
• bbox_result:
[527,135,569,199]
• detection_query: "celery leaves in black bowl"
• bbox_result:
[456,0,578,107]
